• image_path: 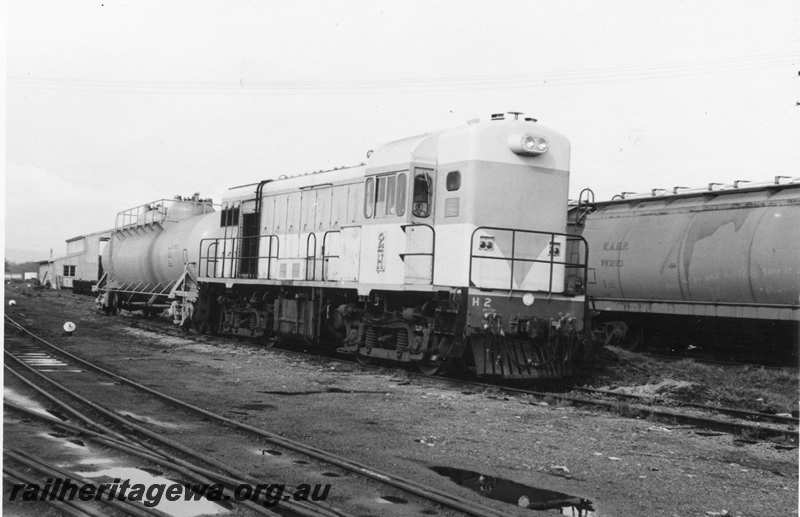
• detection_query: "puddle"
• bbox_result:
[46,409,71,421]
[378,495,408,504]
[117,410,181,429]
[431,466,595,515]
[236,403,277,411]
[38,431,87,450]
[4,387,53,417]
[74,466,228,517]
[76,457,115,465]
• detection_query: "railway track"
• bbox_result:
[3,313,525,517]
[4,448,163,517]
[122,315,799,443]
[444,380,798,443]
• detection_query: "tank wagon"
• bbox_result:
[99,114,592,380]
[96,195,217,318]
[570,180,800,354]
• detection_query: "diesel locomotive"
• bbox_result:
[97,114,591,380]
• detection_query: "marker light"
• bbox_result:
[509,134,549,156]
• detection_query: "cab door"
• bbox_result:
[403,166,436,284]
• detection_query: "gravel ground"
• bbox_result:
[3,284,798,516]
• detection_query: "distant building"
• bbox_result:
[38,229,111,290]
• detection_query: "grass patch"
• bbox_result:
[583,346,799,413]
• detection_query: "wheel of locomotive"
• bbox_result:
[272,333,313,350]
[416,336,453,376]
[356,351,376,366]
[257,333,278,348]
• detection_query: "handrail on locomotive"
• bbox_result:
[468,226,589,296]
[198,234,280,280]
[399,223,436,285]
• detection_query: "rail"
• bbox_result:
[468,226,589,294]
[199,234,279,279]
[399,223,436,285]
[4,314,514,517]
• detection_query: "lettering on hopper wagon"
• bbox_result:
[603,241,629,251]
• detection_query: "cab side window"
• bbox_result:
[446,171,461,191]
[396,173,407,216]
[219,206,240,227]
[385,175,396,216]
[365,173,406,218]
[412,170,432,218]
[364,177,375,218]
[375,176,387,216]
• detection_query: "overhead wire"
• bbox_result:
[8,52,799,95]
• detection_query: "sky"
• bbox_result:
[4,0,800,262]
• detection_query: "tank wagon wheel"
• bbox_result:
[102,294,119,316]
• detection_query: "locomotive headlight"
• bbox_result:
[522,293,535,306]
[509,134,549,156]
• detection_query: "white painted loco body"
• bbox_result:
[204,117,573,297]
